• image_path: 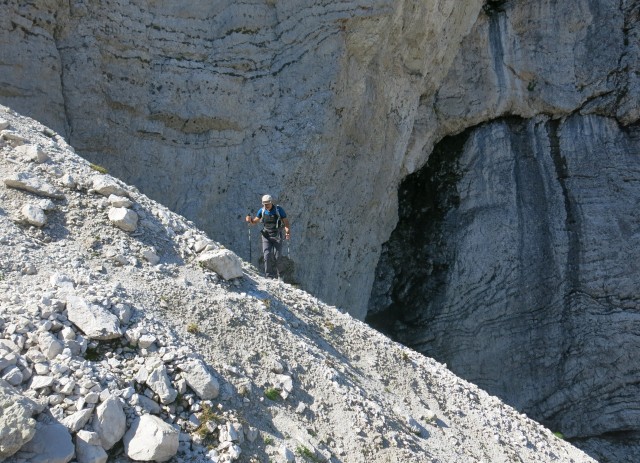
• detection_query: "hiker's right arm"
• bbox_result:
[245,214,260,225]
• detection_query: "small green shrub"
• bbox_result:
[89,163,108,174]
[194,404,223,448]
[295,445,321,462]
[187,323,199,334]
[198,403,222,424]
[264,387,281,401]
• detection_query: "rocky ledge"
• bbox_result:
[0,105,595,462]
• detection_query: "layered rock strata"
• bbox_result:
[0,0,483,316]
[369,1,640,460]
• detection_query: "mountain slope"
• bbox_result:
[0,105,595,462]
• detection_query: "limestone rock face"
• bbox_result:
[0,0,484,317]
[371,114,640,442]
[366,4,640,461]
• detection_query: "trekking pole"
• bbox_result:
[246,210,252,263]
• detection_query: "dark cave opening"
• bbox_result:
[365,116,640,463]
[365,128,471,342]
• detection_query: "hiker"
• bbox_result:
[245,194,290,278]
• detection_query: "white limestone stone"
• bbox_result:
[142,249,160,265]
[66,295,122,340]
[75,430,108,463]
[195,249,243,280]
[108,194,133,208]
[59,173,77,188]
[138,334,156,349]
[179,359,219,400]
[147,364,178,405]
[14,144,48,163]
[30,375,55,389]
[93,396,126,450]
[0,130,26,146]
[12,422,74,463]
[4,172,64,198]
[108,207,138,232]
[61,407,94,432]
[91,175,128,197]
[21,203,47,227]
[0,380,37,459]
[2,365,23,386]
[123,414,179,462]
[38,332,64,359]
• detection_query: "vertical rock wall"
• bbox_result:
[371,115,640,442]
[370,1,640,460]
[0,0,483,317]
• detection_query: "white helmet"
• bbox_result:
[261,194,273,204]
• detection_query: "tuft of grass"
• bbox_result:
[264,387,281,401]
[295,445,322,462]
[553,431,564,439]
[194,404,223,448]
[89,163,108,174]
[263,435,274,445]
[187,323,199,334]
[198,403,223,424]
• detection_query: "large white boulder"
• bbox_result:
[179,359,219,400]
[123,414,179,462]
[195,249,243,280]
[11,422,74,463]
[75,430,108,463]
[0,380,39,459]
[66,295,122,340]
[93,396,127,450]
[108,207,138,232]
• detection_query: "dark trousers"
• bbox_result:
[261,231,282,278]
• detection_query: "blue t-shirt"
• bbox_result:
[256,205,287,220]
